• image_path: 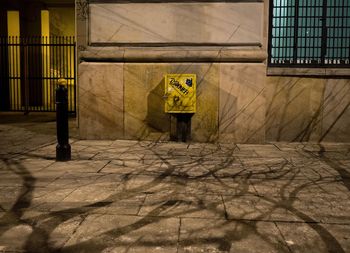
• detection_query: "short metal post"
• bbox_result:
[176,113,192,142]
[56,79,71,161]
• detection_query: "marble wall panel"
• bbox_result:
[265,77,325,142]
[321,79,350,142]
[219,64,266,143]
[89,3,263,44]
[123,64,172,140]
[78,62,124,139]
[77,61,350,143]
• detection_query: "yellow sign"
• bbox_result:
[164,74,196,113]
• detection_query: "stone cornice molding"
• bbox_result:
[80,46,267,62]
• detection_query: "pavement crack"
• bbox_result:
[97,160,111,173]
[249,180,260,196]
[36,160,56,172]
[176,218,182,253]
[273,143,282,151]
[72,214,87,235]
[235,144,240,151]
[220,194,229,220]
[88,152,100,160]
[59,214,88,251]
[274,221,293,253]
[45,171,69,187]
[136,193,148,216]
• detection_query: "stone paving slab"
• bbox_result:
[250,178,350,200]
[0,114,350,252]
[178,218,289,253]
[63,214,180,253]
[139,192,225,219]
[275,222,350,253]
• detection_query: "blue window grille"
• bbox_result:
[268,0,350,67]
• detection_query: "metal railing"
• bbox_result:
[0,36,76,112]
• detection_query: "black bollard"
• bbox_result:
[56,79,71,161]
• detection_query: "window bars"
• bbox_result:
[268,0,350,67]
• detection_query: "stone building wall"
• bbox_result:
[76,0,350,143]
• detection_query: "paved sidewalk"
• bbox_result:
[0,114,350,253]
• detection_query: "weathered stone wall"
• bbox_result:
[79,62,220,142]
[219,64,266,143]
[265,77,350,143]
[78,62,350,143]
[89,2,263,44]
[77,0,350,143]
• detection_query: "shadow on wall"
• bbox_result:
[146,77,170,137]
[265,77,350,143]
[218,87,267,144]
[217,81,265,143]
[265,77,323,142]
[188,66,219,143]
[218,87,238,142]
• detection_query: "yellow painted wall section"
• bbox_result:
[41,10,52,109]
[46,8,75,110]
[7,11,20,36]
[7,11,21,110]
[41,10,50,37]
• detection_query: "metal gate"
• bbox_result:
[0,36,76,113]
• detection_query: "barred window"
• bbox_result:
[268,0,350,67]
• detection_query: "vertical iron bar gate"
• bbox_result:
[0,36,76,113]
